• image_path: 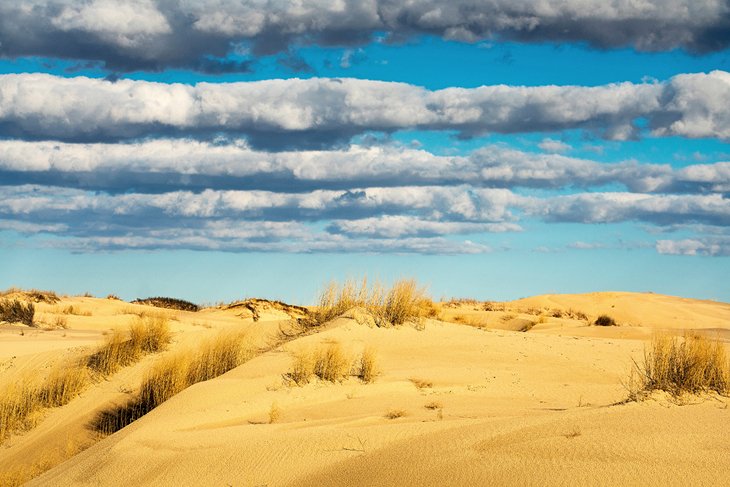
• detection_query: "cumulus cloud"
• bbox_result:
[1,1,729,72]
[6,139,730,195]
[656,237,730,256]
[532,193,730,226]
[538,138,571,153]
[2,71,730,147]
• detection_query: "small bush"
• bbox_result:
[594,315,617,326]
[631,334,730,397]
[0,299,35,326]
[288,344,379,385]
[132,296,199,312]
[357,347,379,383]
[313,277,432,327]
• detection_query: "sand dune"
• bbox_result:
[1,291,729,486]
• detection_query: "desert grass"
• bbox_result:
[87,315,171,375]
[93,329,255,436]
[0,364,88,442]
[313,277,433,327]
[356,347,379,383]
[132,296,199,312]
[424,401,442,410]
[594,314,617,326]
[268,402,281,424]
[384,409,407,419]
[60,305,92,316]
[0,287,59,304]
[0,438,86,487]
[0,299,35,326]
[288,343,378,385]
[630,334,730,398]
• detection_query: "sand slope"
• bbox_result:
[3,291,729,486]
[28,291,730,486]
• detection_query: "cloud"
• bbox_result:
[327,216,521,238]
[2,71,730,148]
[4,139,730,195]
[538,138,571,153]
[532,193,730,227]
[656,237,730,256]
[1,1,729,72]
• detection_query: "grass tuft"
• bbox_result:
[630,334,730,398]
[0,299,35,326]
[313,277,433,327]
[594,314,617,326]
[356,347,379,383]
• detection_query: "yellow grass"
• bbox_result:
[356,347,379,383]
[289,344,380,385]
[95,329,255,436]
[314,277,433,327]
[87,315,171,375]
[0,364,88,442]
[632,334,730,397]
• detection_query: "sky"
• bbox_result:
[1,1,730,304]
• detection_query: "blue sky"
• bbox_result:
[1,1,729,304]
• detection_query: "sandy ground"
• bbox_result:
[2,291,729,486]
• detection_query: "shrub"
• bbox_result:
[594,314,617,326]
[313,343,351,382]
[357,347,379,383]
[132,296,199,312]
[313,277,432,327]
[385,409,407,419]
[631,334,730,397]
[0,299,35,326]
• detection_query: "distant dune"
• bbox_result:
[1,289,728,486]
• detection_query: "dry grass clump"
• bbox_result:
[132,296,199,312]
[60,305,92,316]
[385,409,407,419]
[1,288,59,304]
[630,334,730,398]
[87,315,171,375]
[356,347,379,383]
[94,330,254,436]
[0,298,35,326]
[313,277,433,327]
[288,344,379,385]
[0,364,88,442]
[594,314,617,326]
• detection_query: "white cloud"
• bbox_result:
[2,72,730,146]
[538,138,571,153]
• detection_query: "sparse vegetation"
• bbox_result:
[629,334,730,398]
[0,298,35,326]
[356,347,379,383]
[61,305,92,316]
[132,296,200,312]
[1,288,59,304]
[87,315,171,375]
[424,401,442,410]
[312,278,433,327]
[385,409,407,419]
[93,329,255,436]
[288,343,379,385]
[0,363,88,442]
[269,402,281,424]
[594,314,617,326]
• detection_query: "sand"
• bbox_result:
[1,291,729,486]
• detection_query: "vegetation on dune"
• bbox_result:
[132,296,200,312]
[313,277,435,327]
[594,314,618,326]
[0,288,59,304]
[93,329,256,436]
[0,315,171,443]
[87,315,171,375]
[0,299,35,327]
[629,334,730,399]
[288,343,379,385]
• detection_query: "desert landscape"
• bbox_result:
[1,282,729,486]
